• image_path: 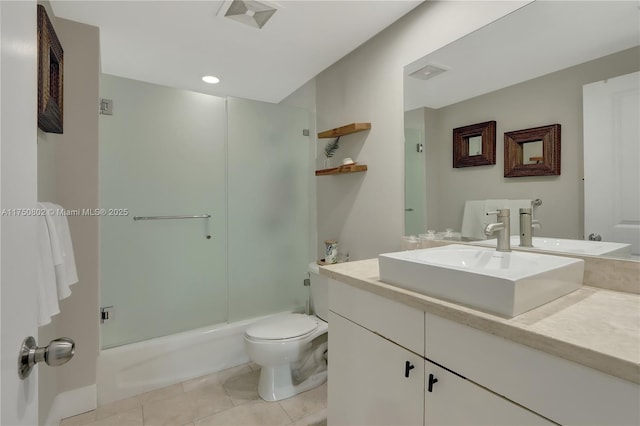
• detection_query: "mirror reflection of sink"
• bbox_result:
[471,236,631,257]
[378,244,584,317]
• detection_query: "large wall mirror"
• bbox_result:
[403,1,639,261]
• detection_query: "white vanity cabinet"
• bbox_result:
[328,276,640,425]
[328,311,424,425]
[425,312,640,426]
[328,279,425,425]
[328,278,554,426]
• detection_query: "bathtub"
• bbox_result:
[97,312,287,405]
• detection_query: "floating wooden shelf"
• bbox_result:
[318,122,371,139]
[315,164,368,176]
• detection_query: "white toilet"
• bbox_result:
[244,263,328,401]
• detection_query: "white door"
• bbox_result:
[1,1,40,425]
[583,72,640,256]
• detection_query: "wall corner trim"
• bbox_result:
[44,384,97,426]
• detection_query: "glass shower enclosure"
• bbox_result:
[100,75,310,348]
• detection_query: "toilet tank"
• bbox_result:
[308,262,328,321]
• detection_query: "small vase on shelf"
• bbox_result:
[322,136,340,170]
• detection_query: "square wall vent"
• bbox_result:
[219,0,279,29]
[408,64,449,81]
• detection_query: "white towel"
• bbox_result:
[37,215,60,326]
[39,202,79,299]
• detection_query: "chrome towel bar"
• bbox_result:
[133,214,211,221]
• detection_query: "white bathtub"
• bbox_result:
[97,313,287,405]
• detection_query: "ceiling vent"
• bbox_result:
[408,64,448,81]
[220,0,278,29]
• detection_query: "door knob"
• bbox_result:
[18,336,75,379]
[588,233,602,241]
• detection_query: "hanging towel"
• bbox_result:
[39,202,79,300]
[37,215,60,326]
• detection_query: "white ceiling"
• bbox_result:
[51,0,422,103]
[404,1,640,110]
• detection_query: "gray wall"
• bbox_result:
[37,9,100,424]
[423,47,639,239]
[314,1,529,260]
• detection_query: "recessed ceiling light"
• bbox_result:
[202,75,220,84]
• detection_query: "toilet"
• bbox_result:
[244,263,329,401]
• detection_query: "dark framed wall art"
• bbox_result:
[37,5,64,134]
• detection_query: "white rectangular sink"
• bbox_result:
[471,236,631,257]
[378,244,584,317]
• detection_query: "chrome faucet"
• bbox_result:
[519,208,541,247]
[484,209,511,252]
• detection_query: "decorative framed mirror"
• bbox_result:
[504,124,561,177]
[37,5,64,134]
[452,121,496,168]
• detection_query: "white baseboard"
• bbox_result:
[44,384,97,426]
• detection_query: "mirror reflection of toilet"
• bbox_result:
[244,263,328,401]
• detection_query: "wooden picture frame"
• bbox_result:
[504,124,561,177]
[37,5,64,134]
[453,121,496,168]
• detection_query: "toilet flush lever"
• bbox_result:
[404,361,415,378]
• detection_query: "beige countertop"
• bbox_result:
[320,258,640,385]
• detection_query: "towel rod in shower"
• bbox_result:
[133,214,211,221]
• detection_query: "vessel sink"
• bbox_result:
[378,244,584,317]
[471,236,631,257]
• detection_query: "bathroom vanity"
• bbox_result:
[321,259,640,426]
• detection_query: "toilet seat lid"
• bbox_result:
[245,314,318,340]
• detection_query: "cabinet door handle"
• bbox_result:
[427,373,439,392]
[404,361,415,378]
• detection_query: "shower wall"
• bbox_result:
[100,76,310,348]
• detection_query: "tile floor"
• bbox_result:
[60,363,327,426]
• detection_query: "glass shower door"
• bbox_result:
[227,98,311,321]
[100,77,312,348]
[100,75,228,348]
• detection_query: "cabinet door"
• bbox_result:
[425,362,554,425]
[328,311,424,426]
